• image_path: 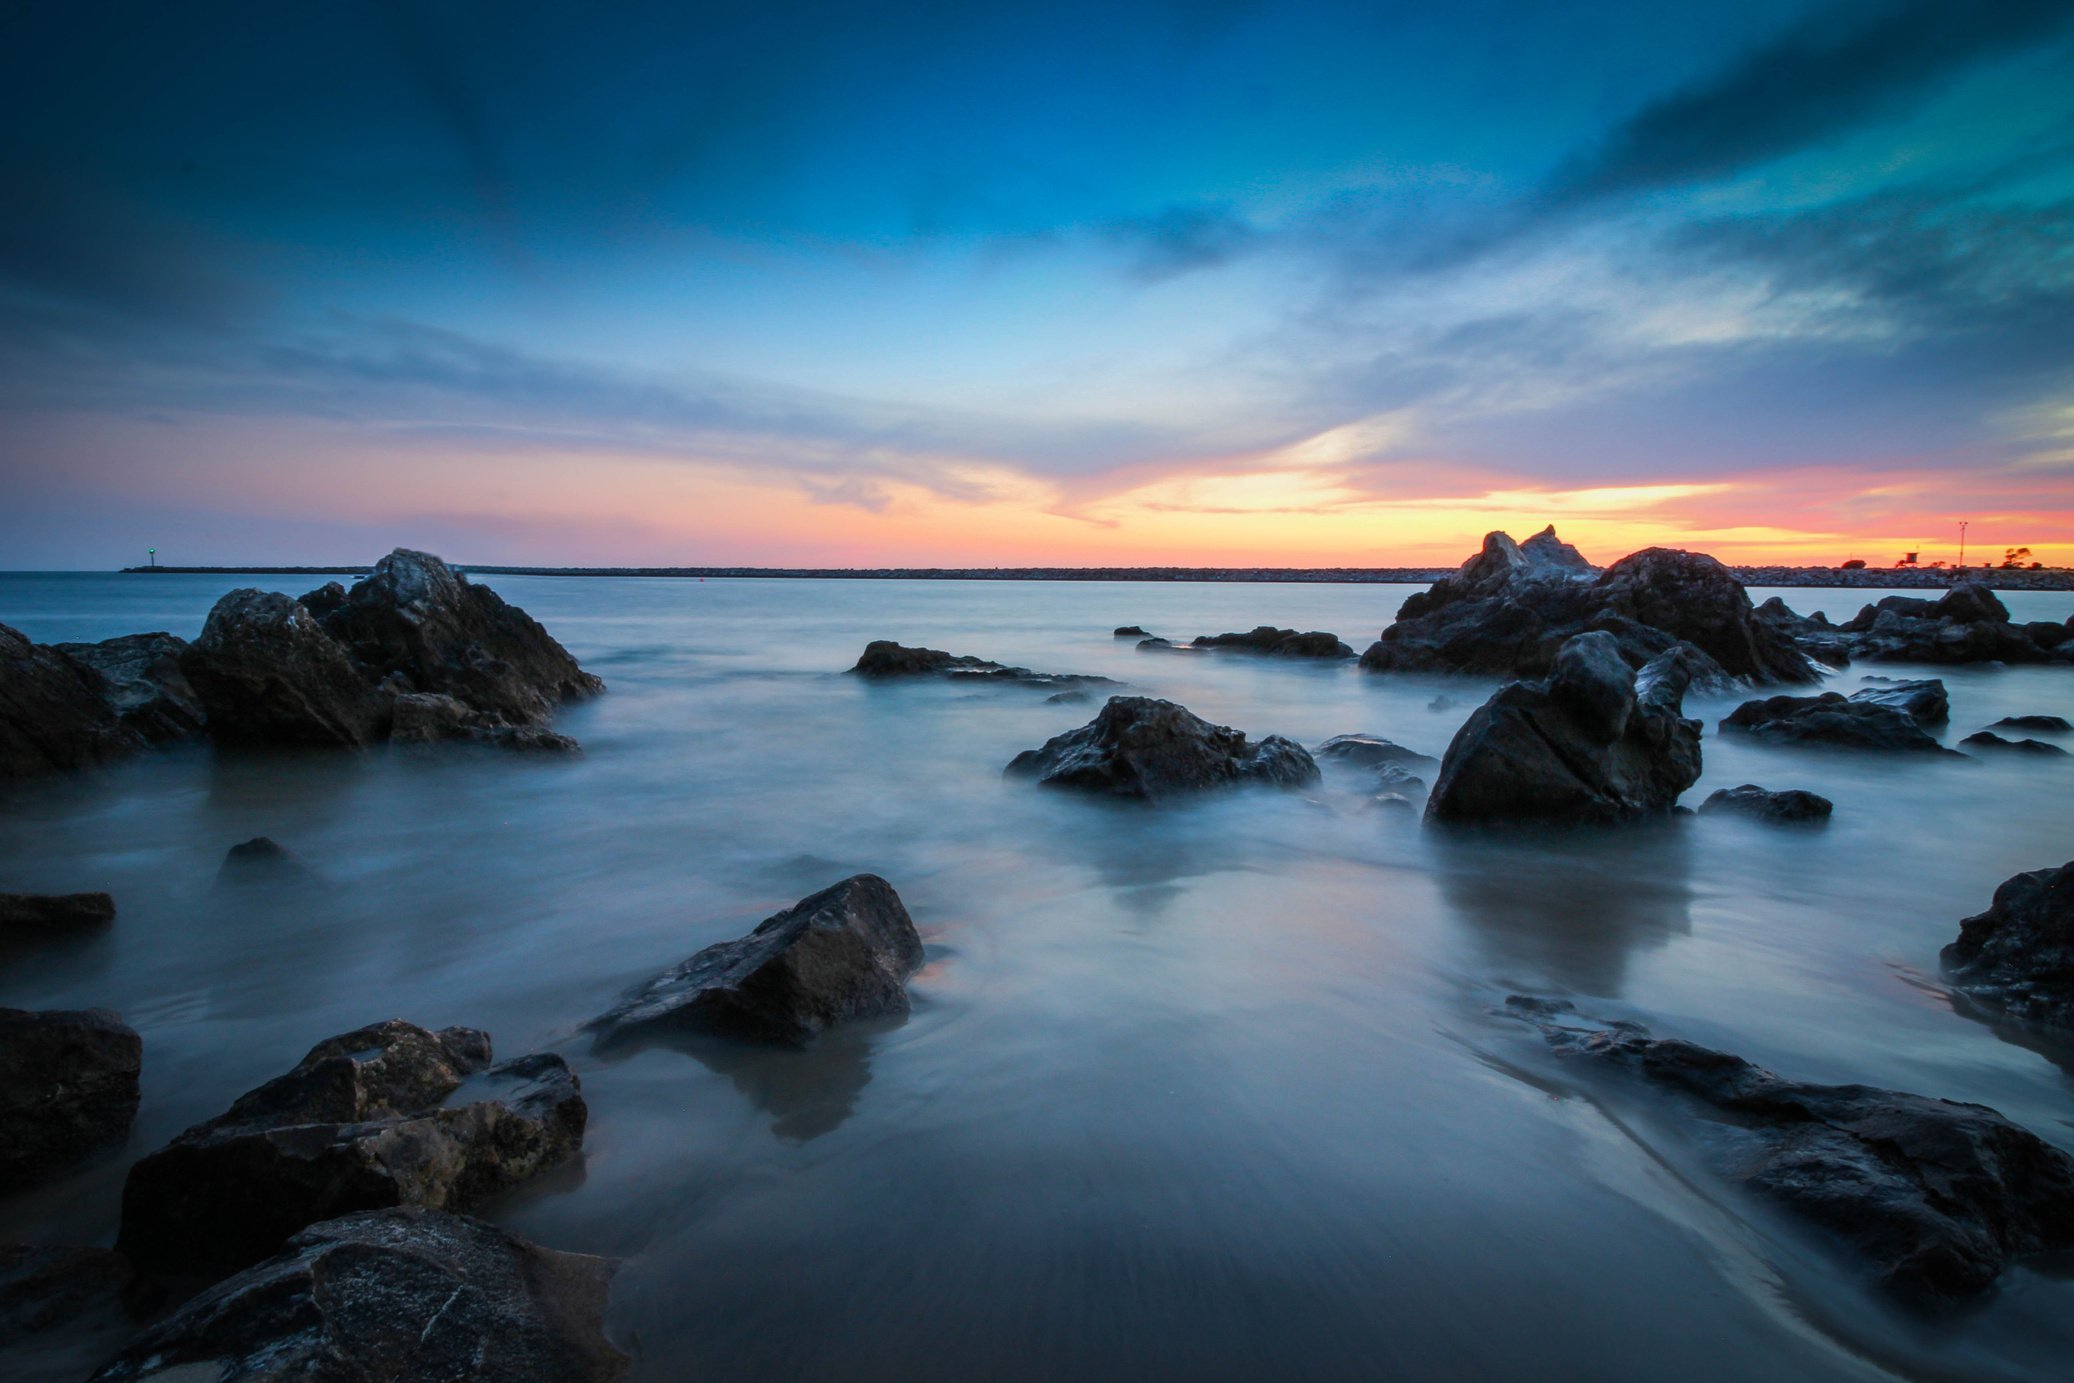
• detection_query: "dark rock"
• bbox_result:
[1189,626,1353,657]
[54,633,206,741]
[320,550,603,727]
[296,581,347,618]
[1424,634,1703,826]
[118,1020,584,1279]
[1312,734,1436,771]
[850,640,1113,688]
[1135,636,1192,653]
[180,590,386,748]
[0,1007,142,1187]
[0,1244,131,1348]
[1835,581,2058,665]
[1719,692,1955,753]
[0,621,141,780]
[1112,625,1149,637]
[0,891,116,937]
[90,1208,626,1382]
[388,691,580,752]
[218,837,312,884]
[1960,731,2068,757]
[1754,597,1850,668]
[1045,689,1091,705]
[1846,678,1948,726]
[1359,530,1816,687]
[591,875,924,1049]
[1943,861,2074,1036]
[1372,763,1428,798]
[1503,999,2074,1306]
[1005,696,1320,802]
[1698,784,1834,823]
[1991,714,2073,733]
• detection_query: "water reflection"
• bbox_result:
[590,1023,882,1143]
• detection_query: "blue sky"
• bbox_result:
[3,0,2072,566]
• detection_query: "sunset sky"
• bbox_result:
[4,0,2072,569]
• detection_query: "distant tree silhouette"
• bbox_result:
[2001,546,2034,568]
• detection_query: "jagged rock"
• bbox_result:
[54,633,206,741]
[0,1008,141,1187]
[0,621,140,779]
[118,1021,584,1279]
[1005,696,1320,802]
[1835,583,2064,664]
[1991,714,2073,733]
[1502,997,2074,1305]
[0,891,116,938]
[1753,598,1850,668]
[1847,678,1948,726]
[1112,625,1149,637]
[1960,731,2068,757]
[1943,861,2074,1036]
[1313,734,1436,772]
[1720,691,1955,753]
[320,550,603,727]
[0,1243,131,1348]
[1359,531,1815,686]
[591,875,923,1049]
[849,641,1112,688]
[1189,626,1353,657]
[1424,634,1702,826]
[180,590,386,748]
[1698,784,1834,823]
[90,1208,626,1382]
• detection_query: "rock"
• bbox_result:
[1189,626,1353,657]
[90,1208,626,1382]
[1424,634,1702,826]
[53,633,206,742]
[180,590,386,748]
[388,691,580,752]
[1991,714,2073,733]
[1359,531,1817,687]
[849,640,1113,688]
[1753,597,1850,668]
[1960,731,2068,757]
[1943,861,2074,1036]
[1004,696,1320,802]
[296,580,347,618]
[1134,636,1193,653]
[0,1008,142,1187]
[1373,763,1428,798]
[1312,734,1437,771]
[1045,689,1091,705]
[1503,998,2074,1306]
[1698,784,1834,823]
[0,621,141,779]
[1846,678,1948,726]
[1112,625,1149,637]
[320,550,604,727]
[592,875,923,1049]
[1719,691,1955,753]
[1835,582,2061,665]
[0,891,116,937]
[0,1244,131,1348]
[118,1020,584,1279]
[218,836,312,883]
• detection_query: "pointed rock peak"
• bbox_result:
[1518,525,1596,577]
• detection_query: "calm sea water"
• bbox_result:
[4,573,2074,1382]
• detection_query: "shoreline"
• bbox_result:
[102,563,2074,590]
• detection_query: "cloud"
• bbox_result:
[801,476,893,511]
[1100,203,1261,282]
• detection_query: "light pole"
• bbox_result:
[147,548,156,570]
[1958,521,1968,570]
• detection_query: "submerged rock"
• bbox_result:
[218,836,313,884]
[1991,714,2072,733]
[1312,734,1437,772]
[91,1208,626,1382]
[1189,626,1353,658]
[1942,861,2074,1037]
[850,640,1113,688]
[1698,784,1834,823]
[1005,696,1319,802]
[592,875,923,1049]
[1112,625,1150,637]
[0,621,141,780]
[1719,691,1954,753]
[53,633,206,742]
[1424,633,1703,826]
[0,1243,132,1348]
[1504,997,2074,1305]
[180,590,386,748]
[0,891,116,938]
[1960,731,2068,757]
[0,1007,142,1187]
[118,1020,584,1279]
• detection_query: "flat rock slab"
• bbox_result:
[90,1208,626,1382]
[1006,696,1319,802]
[592,874,924,1049]
[0,1007,141,1188]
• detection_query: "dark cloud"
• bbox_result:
[1100,204,1261,282]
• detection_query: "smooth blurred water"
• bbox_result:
[4,572,2074,1382]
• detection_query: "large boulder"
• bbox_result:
[1697,784,1834,823]
[1720,690,1954,752]
[849,640,1112,688]
[0,891,116,939]
[321,550,603,727]
[1505,998,2074,1305]
[592,875,924,1049]
[0,1008,142,1187]
[1005,696,1320,801]
[1942,862,2074,1037]
[54,632,206,742]
[90,1208,626,1382]
[1835,582,2063,665]
[0,621,141,779]
[118,1020,585,1279]
[1188,626,1353,657]
[180,590,386,748]
[1424,634,1702,826]
[1359,530,1817,687]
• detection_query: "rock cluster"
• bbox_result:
[1006,696,1319,802]
[1424,633,1703,826]
[0,1007,142,1187]
[1942,861,2074,1037]
[1830,583,2073,665]
[850,640,1112,688]
[1505,997,2074,1305]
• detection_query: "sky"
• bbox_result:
[3,0,2072,570]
